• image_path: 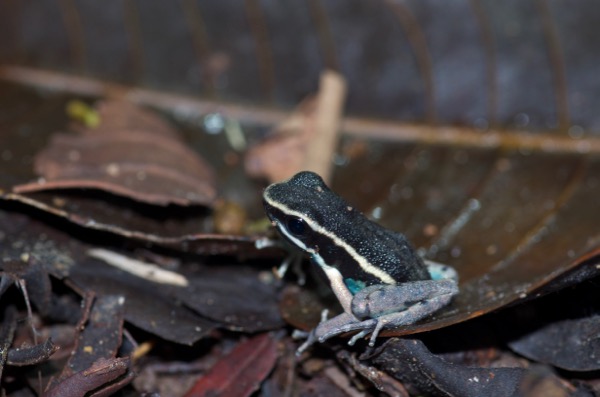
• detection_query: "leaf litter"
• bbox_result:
[0,80,599,396]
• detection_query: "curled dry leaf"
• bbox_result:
[510,315,600,372]
[6,338,57,366]
[245,70,346,184]
[13,100,216,207]
[44,357,132,397]
[44,293,132,396]
[60,295,126,375]
[245,96,317,183]
[373,338,526,397]
[68,256,217,346]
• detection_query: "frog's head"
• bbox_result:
[263,171,350,254]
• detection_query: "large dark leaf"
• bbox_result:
[173,269,284,332]
[331,139,600,335]
[2,2,600,133]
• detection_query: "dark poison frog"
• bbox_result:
[263,171,458,354]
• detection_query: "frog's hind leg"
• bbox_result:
[317,318,378,345]
[321,284,457,347]
[364,291,455,346]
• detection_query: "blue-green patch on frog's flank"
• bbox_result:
[345,278,367,295]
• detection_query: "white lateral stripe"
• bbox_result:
[264,192,396,285]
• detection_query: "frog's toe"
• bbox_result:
[315,326,340,343]
[348,329,370,346]
[292,329,310,339]
[368,319,387,347]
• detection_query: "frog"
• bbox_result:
[263,171,459,354]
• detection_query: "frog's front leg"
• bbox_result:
[318,279,458,347]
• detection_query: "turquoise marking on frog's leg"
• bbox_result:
[424,259,459,282]
[344,278,367,295]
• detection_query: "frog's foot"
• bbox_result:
[296,329,319,356]
[316,316,391,347]
[313,312,361,341]
[294,309,338,355]
[297,313,398,353]
[317,318,378,345]
[295,312,363,355]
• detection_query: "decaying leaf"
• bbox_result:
[245,96,317,183]
[337,350,410,397]
[6,338,57,367]
[0,306,17,380]
[175,268,284,332]
[373,338,526,397]
[183,333,279,397]
[0,88,271,257]
[509,315,600,372]
[0,206,280,349]
[0,88,208,254]
[4,191,267,257]
[245,70,346,184]
[45,294,132,396]
[68,255,217,346]
[44,357,133,397]
[60,295,126,375]
[13,100,216,207]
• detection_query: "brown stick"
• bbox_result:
[303,70,347,184]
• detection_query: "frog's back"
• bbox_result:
[337,213,431,286]
[304,185,431,286]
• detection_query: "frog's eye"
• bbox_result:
[286,216,307,236]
